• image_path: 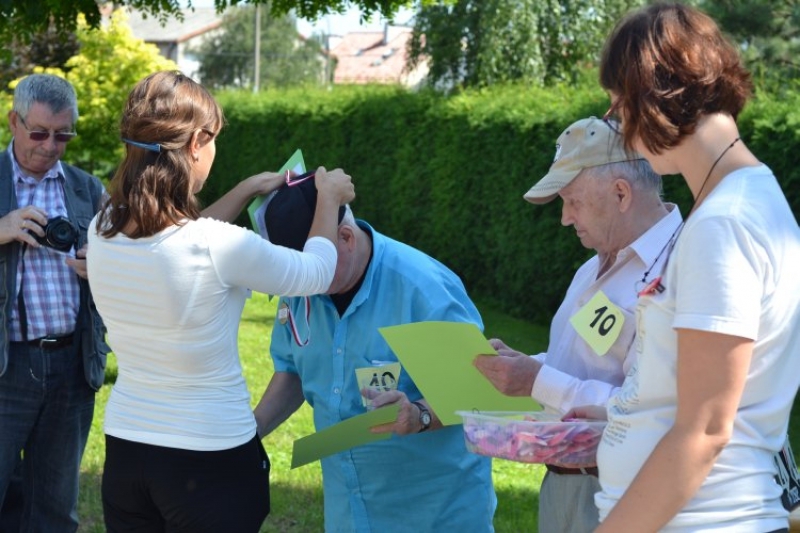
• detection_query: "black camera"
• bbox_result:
[34,216,78,252]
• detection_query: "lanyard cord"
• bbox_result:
[286,296,311,347]
[637,137,741,294]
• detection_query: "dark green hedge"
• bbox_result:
[202,85,800,323]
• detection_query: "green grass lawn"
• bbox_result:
[76,293,549,532]
[76,292,800,532]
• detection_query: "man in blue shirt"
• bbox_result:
[254,178,496,532]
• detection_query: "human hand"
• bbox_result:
[474,341,541,397]
[488,337,525,358]
[314,167,355,205]
[66,245,88,279]
[365,389,423,436]
[562,405,608,422]
[244,171,284,197]
[0,206,48,247]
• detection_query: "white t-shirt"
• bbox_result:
[87,216,337,451]
[596,165,800,531]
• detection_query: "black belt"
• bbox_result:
[12,334,74,350]
[545,464,598,477]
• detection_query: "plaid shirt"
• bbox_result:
[9,148,80,341]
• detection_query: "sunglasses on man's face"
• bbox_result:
[18,116,77,143]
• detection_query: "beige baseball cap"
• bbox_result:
[524,116,643,204]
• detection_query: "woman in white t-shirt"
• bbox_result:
[86,71,354,532]
[570,4,800,532]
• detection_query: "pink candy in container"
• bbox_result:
[456,411,606,467]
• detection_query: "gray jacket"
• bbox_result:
[0,149,109,390]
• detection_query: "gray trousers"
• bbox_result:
[538,470,601,533]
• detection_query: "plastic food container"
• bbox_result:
[457,411,606,467]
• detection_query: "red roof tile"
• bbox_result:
[330,27,424,85]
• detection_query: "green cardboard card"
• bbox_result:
[379,321,541,426]
[247,148,305,237]
[291,404,400,468]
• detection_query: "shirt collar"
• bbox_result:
[335,220,381,316]
[627,203,683,268]
[8,140,65,182]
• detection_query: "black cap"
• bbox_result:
[264,176,346,251]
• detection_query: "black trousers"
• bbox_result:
[103,434,270,533]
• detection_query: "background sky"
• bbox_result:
[296,5,415,37]
[185,0,415,37]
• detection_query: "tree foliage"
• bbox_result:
[0,10,178,178]
[409,0,644,91]
[193,5,328,90]
[0,25,79,92]
[701,0,800,92]
[0,0,419,49]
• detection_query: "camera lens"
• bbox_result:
[39,217,78,252]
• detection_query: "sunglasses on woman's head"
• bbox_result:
[285,169,316,187]
[602,100,622,134]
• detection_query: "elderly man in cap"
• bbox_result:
[253,178,496,532]
[475,116,681,533]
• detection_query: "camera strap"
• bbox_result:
[17,244,31,342]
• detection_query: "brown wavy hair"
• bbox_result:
[97,71,224,238]
[599,2,752,155]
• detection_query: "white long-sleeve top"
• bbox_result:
[531,205,682,413]
[87,216,336,451]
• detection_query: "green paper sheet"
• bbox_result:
[379,321,540,426]
[247,148,305,236]
[291,404,400,469]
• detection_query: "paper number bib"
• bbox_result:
[569,291,625,356]
[355,363,401,408]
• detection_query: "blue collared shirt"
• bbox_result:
[271,222,496,533]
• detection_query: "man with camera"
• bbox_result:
[0,74,108,532]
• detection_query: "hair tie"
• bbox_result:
[122,138,162,153]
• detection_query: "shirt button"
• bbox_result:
[333,387,340,394]
[336,348,343,355]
